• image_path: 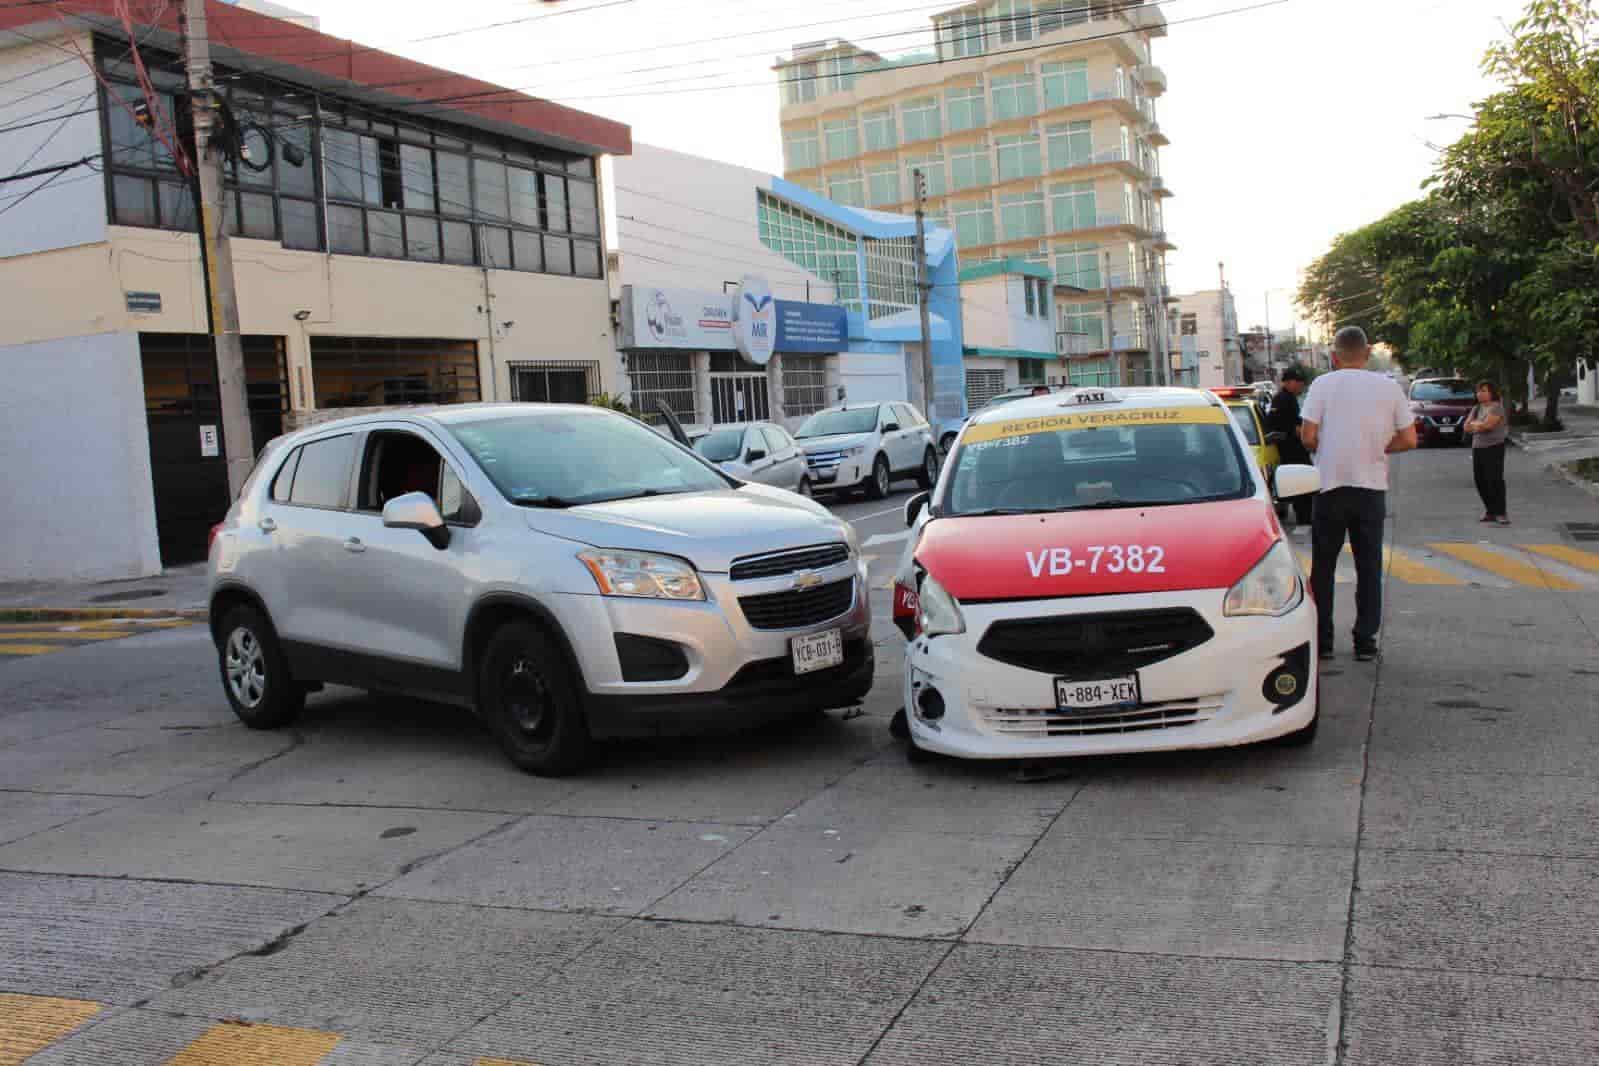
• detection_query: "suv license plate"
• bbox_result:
[1055,675,1139,712]
[1440,426,1457,434]
[792,629,844,675]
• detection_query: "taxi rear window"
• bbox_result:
[946,406,1251,516]
[1228,405,1260,445]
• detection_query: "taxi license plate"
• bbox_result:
[792,629,844,675]
[1054,675,1139,712]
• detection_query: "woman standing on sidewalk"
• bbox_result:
[1465,381,1510,524]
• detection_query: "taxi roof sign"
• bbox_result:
[1060,387,1121,407]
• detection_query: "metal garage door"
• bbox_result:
[965,368,1007,411]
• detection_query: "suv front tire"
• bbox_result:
[479,620,593,776]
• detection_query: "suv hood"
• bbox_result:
[916,498,1280,600]
[798,432,875,454]
[523,483,849,573]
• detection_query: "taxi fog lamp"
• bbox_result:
[1224,541,1303,617]
[916,572,966,637]
[1263,642,1311,713]
[578,550,705,600]
[917,686,946,721]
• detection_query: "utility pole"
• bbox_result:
[912,169,935,419]
[1104,249,1117,386]
[181,0,254,496]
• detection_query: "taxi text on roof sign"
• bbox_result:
[964,404,1229,444]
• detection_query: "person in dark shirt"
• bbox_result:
[1267,365,1313,524]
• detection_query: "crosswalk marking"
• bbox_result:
[1381,546,1467,586]
[1428,543,1582,591]
[1524,544,1599,575]
[0,993,103,1065]
[166,1022,341,1066]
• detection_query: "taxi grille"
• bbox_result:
[739,578,854,630]
[977,608,1213,675]
[729,543,850,582]
[979,696,1224,737]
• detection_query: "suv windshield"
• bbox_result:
[946,409,1251,515]
[448,411,730,507]
[1411,380,1474,402]
[694,428,745,463]
[795,407,879,438]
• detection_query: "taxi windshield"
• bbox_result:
[945,408,1252,515]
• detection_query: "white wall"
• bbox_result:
[962,274,1054,354]
[838,350,908,406]
[0,332,161,581]
[1172,289,1237,387]
[607,143,838,304]
[0,33,108,259]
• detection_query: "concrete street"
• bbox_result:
[3,447,1598,1065]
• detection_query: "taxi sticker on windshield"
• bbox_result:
[965,405,1228,444]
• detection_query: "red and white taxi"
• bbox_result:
[892,386,1322,761]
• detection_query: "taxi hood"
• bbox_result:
[916,498,1281,601]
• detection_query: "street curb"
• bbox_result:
[1550,461,1599,504]
[0,607,207,622]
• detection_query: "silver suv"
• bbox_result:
[207,405,872,775]
[793,402,939,499]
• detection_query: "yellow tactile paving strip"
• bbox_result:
[0,993,103,1065]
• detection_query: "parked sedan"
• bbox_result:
[693,422,810,495]
[1409,378,1476,446]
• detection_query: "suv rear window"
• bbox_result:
[287,434,357,509]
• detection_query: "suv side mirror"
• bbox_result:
[882,421,901,433]
[383,491,450,550]
[905,491,929,528]
[745,448,767,463]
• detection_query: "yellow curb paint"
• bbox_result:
[1524,544,1599,575]
[0,630,137,641]
[1294,552,1352,584]
[0,993,103,1065]
[0,645,66,655]
[1381,547,1466,586]
[166,1022,340,1066]
[1428,543,1581,591]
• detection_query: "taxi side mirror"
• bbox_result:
[1275,464,1320,499]
[905,491,929,528]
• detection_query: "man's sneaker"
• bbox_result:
[1354,643,1379,662]
[1319,643,1336,662]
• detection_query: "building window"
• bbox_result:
[1180,312,1199,336]
[1036,1,1089,34]
[782,355,829,416]
[1018,359,1046,384]
[1054,241,1101,288]
[820,53,859,96]
[996,134,1042,181]
[949,140,992,191]
[863,234,919,320]
[862,108,897,153]
[990,72,1037,121]
[1041,59,1090,109]
[903,153,946,198]
[782,61,818,105]
[945,86,987,133]
[783,128,820,169]
[1051,180,1097,232]
[990,0,1035,44]
[310,337,481,409]
[999,191,1045,241]
[627,352,699,424]
[509,360,599,403]
[866,163,901,208]
[1060,302,1106,350]
[826,168,865,207]
[757,190,860,298]
[1024,275,1039,316]
[965,368,1007,409]
[901,96,942,143]
[937,11,987,59]
[952,197,996,249]
[822,118,861,162]
[1047,120,1093,171]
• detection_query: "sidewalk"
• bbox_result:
[1514,404,1599,499]
[0,562,209,621]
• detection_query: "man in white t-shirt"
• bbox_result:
[1299,327,1417,662]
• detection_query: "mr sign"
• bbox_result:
[731,275,776,365]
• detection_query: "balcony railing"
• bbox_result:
[1056,330,1093,355]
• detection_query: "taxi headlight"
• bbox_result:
[1224,540,1303,617]
[917,571,966,637]
[578,549,705,601]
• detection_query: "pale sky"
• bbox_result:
[298,0,1523,337]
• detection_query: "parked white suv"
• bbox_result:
[207,405,872,776]
[794,402,939,499]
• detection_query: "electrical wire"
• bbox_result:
[2,88,90,171]
[0,158,76,214]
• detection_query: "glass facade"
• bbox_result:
[823,118,861,162]
[1050,180,1097,232]
[952,197,996,249]
[1047,120,1093,171]
[995,133,1042,181]
[1041,59,1090,109]
[949,140,992,191]
[990,72,1037,121]
[863,109,897,153]
[826,169,865,207]
[866,163,901,207]
[756,190,860,299]
[784,128,820,169]
[945,86,987,133]
[1054,241,1101,288]
[903,152,946,198]
[901,96,942,143]
[999,191,1045,241]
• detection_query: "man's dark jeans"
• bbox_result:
[1311,487,1386,648]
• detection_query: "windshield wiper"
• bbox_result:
[1064,499,1147,511]
[955,507,1057,517]
[513,495,577,509]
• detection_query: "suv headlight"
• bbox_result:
[578,549,705,601]
[1224,540,1303,617]
[916,571,966,637]
[842,444,867,457]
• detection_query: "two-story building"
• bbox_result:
[0,1,629,580]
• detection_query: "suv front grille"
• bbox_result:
[729,543,850,582]
[977,608,1214,676]
[739,578,855,631]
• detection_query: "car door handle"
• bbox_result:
[258,517,277,533]
[343,537,366,554]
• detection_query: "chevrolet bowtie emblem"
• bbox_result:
[792,571,823,591]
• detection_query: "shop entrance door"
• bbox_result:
[709,354,770,424]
